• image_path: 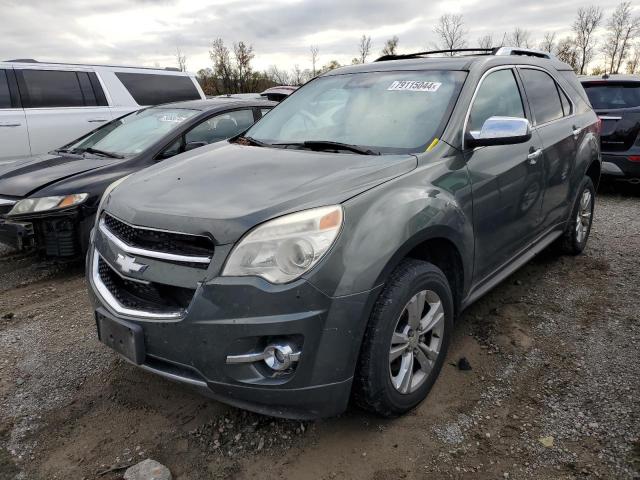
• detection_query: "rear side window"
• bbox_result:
[19,70,85,108]
[115,73,200,105]
[185,109,255,145]
[559,87,572,116]
[520,69,564,125]
[0,70,11,108]
[583,82,640,110]
[469,69,525,132]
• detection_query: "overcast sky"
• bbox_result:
[0,0,625,73]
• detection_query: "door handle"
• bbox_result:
[0,122,21,127]
[572,125,582,138]
[527,148,542,165]
[598,116,621,121]
[87,119,108,123]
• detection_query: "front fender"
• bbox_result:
[305,150,474,298]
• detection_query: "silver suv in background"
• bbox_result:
[0,60,205,159]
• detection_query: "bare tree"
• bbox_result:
[434,13,468,55]
[556,36,580,71]
[310,45,319,76]
[357,34,372,63]
[573,6,604,75]
[291,64,306,85]
[591,65,606,76]
[321,60,341,73]
[175,47,187,72]
[381,35,399,56]
[477,34,494,49]
[507,27,532,48]
[539,32,557,53]
[626,42,640,73]
[267,65,291,85]
[603,2,640,74]
[209,38,234,94]
[233,41,254,93]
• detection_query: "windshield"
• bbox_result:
[245,70,466,154]
[65,107,199,156]
[583,82,640,110]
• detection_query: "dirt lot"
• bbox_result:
[1,186,638,480]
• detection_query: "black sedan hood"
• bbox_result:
[104,142,417,244]
[0,153,119,197]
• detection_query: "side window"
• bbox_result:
[185,110,255,145]
[558,86,572,116]
[115,72,200,105]
[19,70,85,108]
[519,69,564,124]
[77,72,98,106]
[468,69,525,132]
[0,70,11,108]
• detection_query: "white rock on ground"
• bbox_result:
[123,459,172,480]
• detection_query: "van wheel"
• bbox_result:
[556,177,595,255]
[354,259,453,417]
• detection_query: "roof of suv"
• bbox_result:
[579,74,640,82]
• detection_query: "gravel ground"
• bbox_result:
[0,187,638,480]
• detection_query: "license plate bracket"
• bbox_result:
[96,311,145,365]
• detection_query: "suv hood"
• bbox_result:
[0,153,119,197]
[104,142,417,244]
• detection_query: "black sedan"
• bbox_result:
[0,98,275,257]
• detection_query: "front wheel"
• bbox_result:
[556,177,595,255]
[354,259,454,417]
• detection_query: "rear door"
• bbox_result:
[582,80,640,153]
[14,67,113,155]
[465,67,545,282]
[0,68,30,159]
[518,67,577,228]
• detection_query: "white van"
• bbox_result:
[0,59,206,159]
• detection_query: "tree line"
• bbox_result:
[185,1,639,95]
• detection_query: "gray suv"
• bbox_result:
[86,47,601,419]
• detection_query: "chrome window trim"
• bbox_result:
[99,217,211,264]
[91,249,183,320]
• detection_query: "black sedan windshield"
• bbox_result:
[246,70,466,154]
[65,107,199,157]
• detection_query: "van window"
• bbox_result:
[115,73,200,105]
[0,70,11,108]
[20,70,86,108]
[520,69,564,124]
[468,69,525,132]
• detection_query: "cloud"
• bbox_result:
[0,0,624,72]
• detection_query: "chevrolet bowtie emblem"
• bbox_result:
[115,253,148,274]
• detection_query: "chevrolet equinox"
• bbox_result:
[86,47,601,419]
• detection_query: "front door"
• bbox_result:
[0,68,30,160]
[465,67,545,283]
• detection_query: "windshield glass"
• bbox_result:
[245,70,467,154]
[66,107,199,156]
[583,82,640,110]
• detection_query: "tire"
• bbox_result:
[555,176,595,255]
[354,259,454,417]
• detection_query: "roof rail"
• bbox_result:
[492,47,554,59]
[4,58,39,63]
[375,48,493,62]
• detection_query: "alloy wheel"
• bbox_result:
[389,289,445,394]
[575,189,592,244]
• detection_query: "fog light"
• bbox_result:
[225,341,301,370]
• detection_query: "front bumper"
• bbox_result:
[601,153,640,179]
[87,248,377,419]
[0,218,34,250]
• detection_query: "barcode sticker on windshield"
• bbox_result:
[387,81,441,92]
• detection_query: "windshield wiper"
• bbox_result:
[78,147,124,159]
[274,140,379,155]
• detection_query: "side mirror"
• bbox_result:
[184,141,207,152]
[467,116,532,148]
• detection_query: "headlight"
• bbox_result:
[222,205,343,284]
[9,193,88,215]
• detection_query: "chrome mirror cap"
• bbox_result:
[468,116,532,147]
